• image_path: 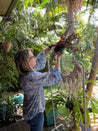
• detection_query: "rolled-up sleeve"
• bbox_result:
[28,68,61,88]
[34,51,46,71]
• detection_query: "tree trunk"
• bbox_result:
[67,1,74,34]
[86,36,98,107]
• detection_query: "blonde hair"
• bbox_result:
[14,48,35,75]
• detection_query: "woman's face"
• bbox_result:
[28,51,36,68]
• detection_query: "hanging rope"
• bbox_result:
[48,60,56,128]
[48,59,65,131]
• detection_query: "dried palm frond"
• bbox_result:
[50,26,79,61]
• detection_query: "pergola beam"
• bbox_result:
[0,0,18,16]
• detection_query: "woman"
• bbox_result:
[14,44,65,131]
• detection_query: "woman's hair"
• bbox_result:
[14,48,35,75]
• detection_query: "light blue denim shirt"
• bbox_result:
[20,51,61,120]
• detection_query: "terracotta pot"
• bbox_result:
[0,42,12,52]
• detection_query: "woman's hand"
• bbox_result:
[57,51,65,58]
[49,43,56,49]
[55,51,65,71]
[45,43,56,54]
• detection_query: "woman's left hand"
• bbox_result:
[49,43,56,49]
[45,43,56,54]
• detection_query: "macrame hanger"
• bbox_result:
[61,58,87,131]
[62,58,84,99]
[47,59,65,131]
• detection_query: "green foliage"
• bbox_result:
[61,52,76,72]
[0,50,18,91]
[44,84,98,130]
[85,80,95,85]
[86,108,90,127]
[45,90,66,114]
[86,91,98,125]
[73,99,83,129]
[58,106,72,119]
[23,0,34,8]
[0,94,15,119]
[0,1,97,129]
[89,97,98,114]
[0,1,49,92]
[0,0,69,92]
[45,87,87,130]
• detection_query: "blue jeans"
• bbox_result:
[27,112,44,131]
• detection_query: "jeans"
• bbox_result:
[27,112,44,131]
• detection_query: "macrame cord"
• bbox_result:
[48,59,65,131]
[62,58,83,99]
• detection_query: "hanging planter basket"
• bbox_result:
[0,42,12,52]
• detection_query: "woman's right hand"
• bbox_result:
[55,51,65,70]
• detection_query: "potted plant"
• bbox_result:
[0,96,16,128]
[0,42,12,52]
[44,90,66,127]
[0,94,30,131]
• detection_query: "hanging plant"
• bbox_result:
[0,42,12,52]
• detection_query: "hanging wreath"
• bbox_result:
[0,42,12,52]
